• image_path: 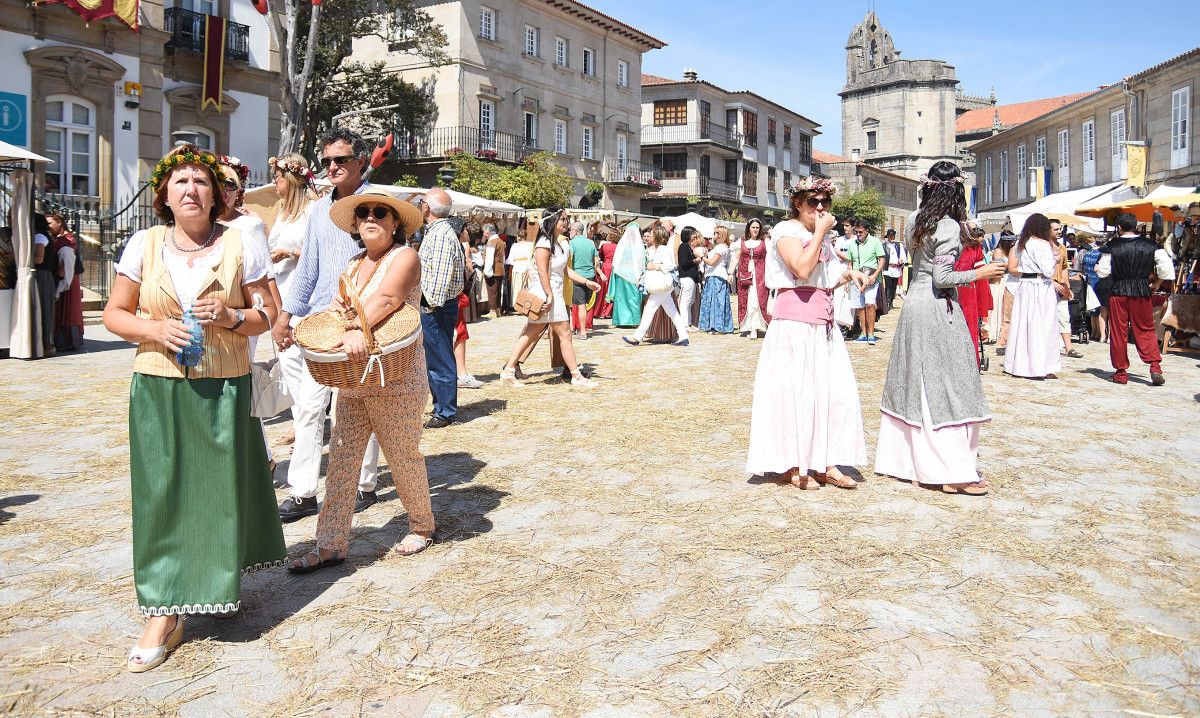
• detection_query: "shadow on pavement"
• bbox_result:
[0,494,40,524]
[1077,367,1153,385]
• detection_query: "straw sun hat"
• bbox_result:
[330,188,424,239]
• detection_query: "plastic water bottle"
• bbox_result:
[176,303,205,368]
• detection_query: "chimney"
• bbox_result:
[683,68,698,81]
[850,149,861,162]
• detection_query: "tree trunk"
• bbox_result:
[267,0,321,155]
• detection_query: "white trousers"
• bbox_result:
[679,277,698,328]
[633,290,689,342]
[278,344,379,498]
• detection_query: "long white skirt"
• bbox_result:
[875,388,981,485]
[1003,278,1061,378]
[987,282,1004,339]
[746,320,866,474]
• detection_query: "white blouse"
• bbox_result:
[116,227,269,306]
[268,203,313,298]
[704,244,730,281]
[1015,238,1057,279]
[765,220,844,290]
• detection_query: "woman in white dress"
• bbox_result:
[746,178,868,490]
[1003,213,1062,379]
[623,225,690,346]
[985,235,1014,343]
[500,210,599,388]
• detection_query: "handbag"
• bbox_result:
[833,286,854,327]
[643,269,672,294]
[513,261,546,319]
[251,342,293,418]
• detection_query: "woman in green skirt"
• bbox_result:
[103,144,286,672]
[607,221,646,328]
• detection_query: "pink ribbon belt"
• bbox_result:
[773,286,833,328]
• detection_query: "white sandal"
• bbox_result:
[127,616,185,673]
[395,533,434,556]
[499,368,525,387]
[570,372,598,389]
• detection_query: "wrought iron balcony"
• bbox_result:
[394,126,537,164]
[602,158,660,187]
[164,8,251,63]
[652,176,740,201]
[643,120,742,152]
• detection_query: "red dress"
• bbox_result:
[594,241,616,319]
[736,241,771,327]
[52,232,84,350]
[955,244,993,364]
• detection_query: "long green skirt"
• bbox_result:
[129,373,286,616]
[608,275,643,328]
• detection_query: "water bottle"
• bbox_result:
[176,302,205,368]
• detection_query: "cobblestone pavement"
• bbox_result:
[1,305,1197,717]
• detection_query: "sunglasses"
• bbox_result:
[805,196,830,208]
[355,205,394,221]
[222,180,239,192]
[320,154,357,169]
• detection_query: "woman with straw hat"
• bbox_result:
[102,144,286,671]
[288,188,437,573]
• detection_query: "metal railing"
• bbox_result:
[164,8,251,62]
[602,158,660,186]
[655,176,740,200]
[644,120,742,151]
[395,126,538,164]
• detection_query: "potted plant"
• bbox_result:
[585,181,605,201]
[685,195,701,212]
[703,201,719,217]
[476,148,498,160]
[646,178,661,190]
[445,146,465,157]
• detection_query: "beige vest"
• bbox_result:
[132,225,250,379]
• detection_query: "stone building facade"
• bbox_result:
[0,0,281,205]
[811,149,918,237]
[971,47,1199,216]
[639,70,818,218]
[352,0,665,211]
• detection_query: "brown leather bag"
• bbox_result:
[513,286,545,319]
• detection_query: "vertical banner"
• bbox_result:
[201,15,227,112]
[1126,143,1147,189]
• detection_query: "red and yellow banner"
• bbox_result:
[37,0,139,30]
[201,14,227,112]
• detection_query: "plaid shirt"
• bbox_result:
[418,218,465,308]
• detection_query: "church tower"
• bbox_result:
[840,12,962,180]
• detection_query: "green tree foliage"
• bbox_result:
[830,187,887,230]
[302,62,436,158]
[446,152,573,209]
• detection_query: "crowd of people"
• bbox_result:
[0,207,86,355]
[97,126,1184,673]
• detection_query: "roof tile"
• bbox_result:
[956,91,1100,134]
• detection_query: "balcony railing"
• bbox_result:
[654,176,740,201]
[395,126,537,164]
[164,8,251,62]
[602,158,660,186]
[644,120,742,151]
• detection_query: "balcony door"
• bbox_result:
[479,100,494,150]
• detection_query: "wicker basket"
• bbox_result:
[295,275,422,388]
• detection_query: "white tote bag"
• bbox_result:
[251,344,293,418]
[833,286,854,327]
[1085,283,1101,312]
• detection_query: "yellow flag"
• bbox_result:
[1126,144,1147,189]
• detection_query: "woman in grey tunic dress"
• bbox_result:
[874,162,1006,495]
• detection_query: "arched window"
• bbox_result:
[45,95,96,196]
[177,125,216,151]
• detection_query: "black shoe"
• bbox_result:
[672,338,689,346]
[1151,372,1165,386]
[424,415,453,429]
[278,495,319,523]
[354,490,378,513]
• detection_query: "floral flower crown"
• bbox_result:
[270,156,317,187]
[784,176,837,198]
[919,174,965,188]
[219,155,251,184]
[150,145,221,191]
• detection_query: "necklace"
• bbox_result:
[170,224,218,253]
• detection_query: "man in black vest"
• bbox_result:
[1096,213,1174,385]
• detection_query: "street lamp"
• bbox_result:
[438,163,457,188]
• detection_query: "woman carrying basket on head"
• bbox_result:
[288,189,436,573]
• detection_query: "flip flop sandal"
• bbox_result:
[287,550,346,574]
[814,471,858,490]
[942,482,989,496]
[395,534,434,556]
[127,616,185,673]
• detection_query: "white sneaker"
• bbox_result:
[499,368,525,387]
[457,374,484,389]
[570,373,598,389]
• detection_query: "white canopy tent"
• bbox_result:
[663,211,741,238]
[2,141,53,358]
[1006,181,1123,234]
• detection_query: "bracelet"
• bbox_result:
[228,308,245,331]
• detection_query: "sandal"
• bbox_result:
[500,368,525,387]
[814,468,858,490]
[788,470,820,491]
[287,549,346,574]
[942,476,990,496]
[127,616,185,673]
[395,533,433,556]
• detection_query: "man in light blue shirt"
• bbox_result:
[271,128,381,521]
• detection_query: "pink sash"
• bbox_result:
[773,286,832,327]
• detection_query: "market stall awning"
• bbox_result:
[386,186,523,218]
[1075,182,1200,223]
[0,140,51,164]
[1008,181,1122,234]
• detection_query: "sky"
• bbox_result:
[592,0,1199,153]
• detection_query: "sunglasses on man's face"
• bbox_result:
[355,205,394,221]
[805,196,830,208]
[320,154,357,169]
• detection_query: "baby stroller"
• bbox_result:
[1068,275,1090,345]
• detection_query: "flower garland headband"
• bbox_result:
[919,174,966,189]
[784,176,837,198]
[219,155,251,185]
[270,155,317,187]
[150,145,222,191]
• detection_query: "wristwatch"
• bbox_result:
[229,308,245,331]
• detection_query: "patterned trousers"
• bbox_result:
[315,386,435,555]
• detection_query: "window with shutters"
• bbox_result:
[654,152,687,179]
[479,6,495,41]
[743,111,758,147]
[1000,150,1009,203]
[582,126,594,159]
[653,100,687,126]
[554,37,568,67]
[742,160,757,194]
[524,25,539,57]
[1057,128,1069,191]
[554,119,567,154]
[617,60,628,87]
[1110,109,1127,179]
[767,166,776,191]
[1081,119,1095,186]
[1016,143,1027,199]
[783,124,792,147]
[582,48,596,76]
[767,118,776,145]
[1171,86,1190,169]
